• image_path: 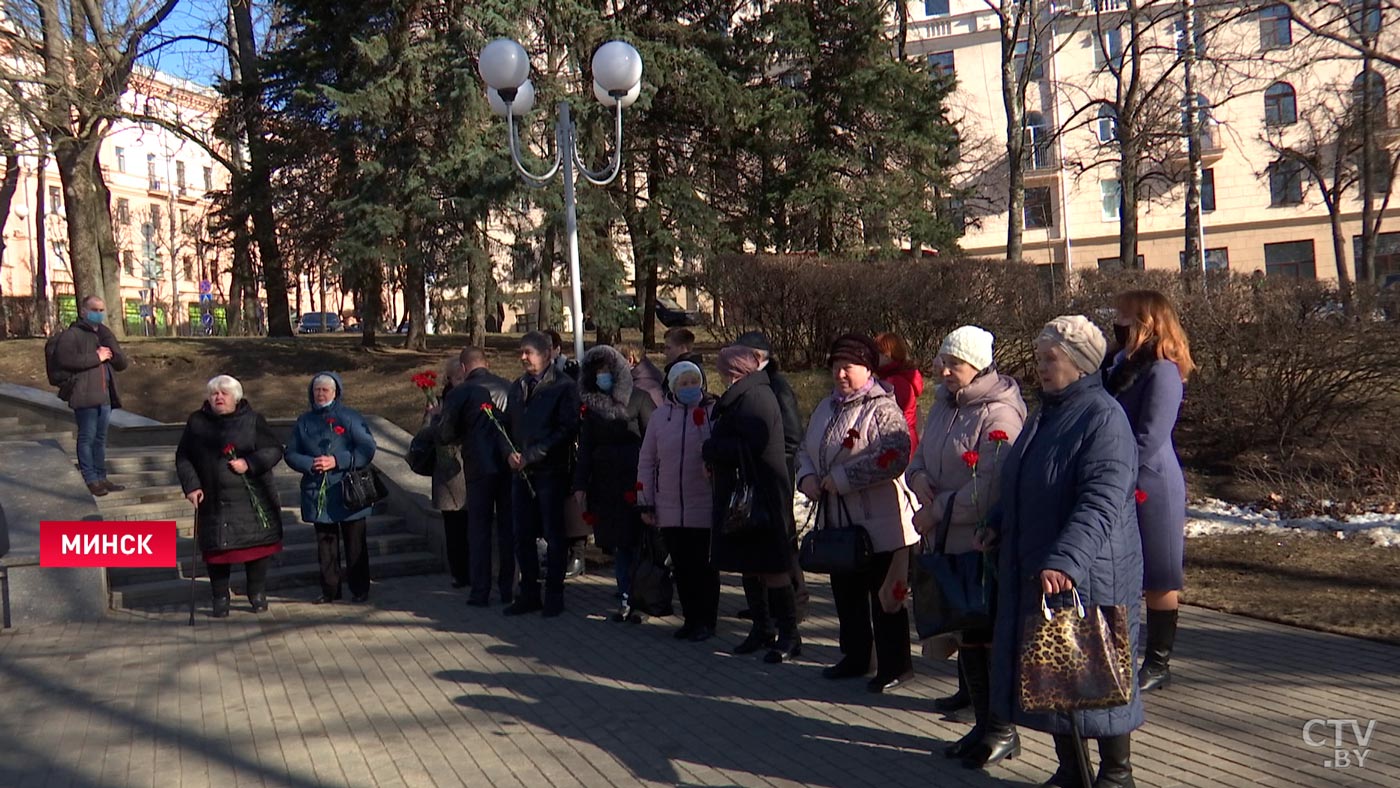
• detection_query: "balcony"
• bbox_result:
[147,178,166,194]
[1024,144,1060,183]
[1050,0,1127,15]
[1173,125,1225,164]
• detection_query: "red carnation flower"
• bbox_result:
[962,450,980,468]
[623,491,637,505]
[989,430,1010,443]
[480,403,493,412]
[334,425,346,435]
[325,417,336,425]
[1135,489,1149,505]
[692,408,705,427]
[222,443,236,456]
[634,481,644,491]
[582,511,599,526]
[847,428,860,439]
[580,404,588,416]
[876,448,900,469]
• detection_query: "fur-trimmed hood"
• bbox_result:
[580,345,635,420]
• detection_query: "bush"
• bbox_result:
[703,254,1400,475]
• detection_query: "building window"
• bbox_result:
[123,250,136,277]
[928,51,955,78]
[1264,240,1316,278]
[1098,255,1145,272]
[1354,232,1400,279]
[1201,168,1216,212]
[183,255,194,281]
[116,197,130,225]
[147,153,161,191]
[1024,187,1053,229]
[1269,159,1305,205]
[925,0,950,16]
[176,161,187,193]
[115,147,127,173]
[1352,70,1389,128]
[1100,179,1122,221]
[179,209,191,234]
[1093,28,1123,70]
[1259,5,1292,50]
[1096,105,1118,143]
[202,166,213,190]
[48,185,61,212]
[1024,111,1054,169]
[940,197,967,237]
[1347,0,1382,37]
[1173,16,1206,57]
[1264,82,1297,126]
[1014,40,1044,81]
[1179,248,1230,272]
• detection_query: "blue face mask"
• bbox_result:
[85,310,105,325]
[595,372,614,393]
[676,385,703,406]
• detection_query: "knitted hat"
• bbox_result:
[519,331,552,357]
[1038,315,1107,376]
[717,345,762,380]
[826,333,881,370]
[667,360,703,389]
[938,325,995,371]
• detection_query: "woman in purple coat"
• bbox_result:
[1107,290,1195,693]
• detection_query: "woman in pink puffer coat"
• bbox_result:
[637,361,717,641]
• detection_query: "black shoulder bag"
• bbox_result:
[341,451,388,511]
[912,493,993,640]
[798,492,873,575]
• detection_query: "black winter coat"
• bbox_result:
[764,363,803,478]
[703,371,794,574]
[175,400,285,554]
[438,367,513,481]
[507,365,581,475]
[53,321,129,409]
[574,346,656,552]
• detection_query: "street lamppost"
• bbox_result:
[477,38,642,362]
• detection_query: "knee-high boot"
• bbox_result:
[1094,735,1135,788]
[733,577,774,654]
[764,584,802,664]
[1139,608,1178,692]
[958,646,1020,769]
[1040,734,1092,788]
[934,654,971,712]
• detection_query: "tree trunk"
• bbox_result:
[468,223,488,348]
[403,213,427,352]
[34,155,50,333]
[52,140,106,311]
[0,138,19,339]
[92,156,126,338]
[1328,198,1353,313]
[231,0,293,337]
[360,259,382,350]
[1001,11,1026,266]
[1119,137,1141,270]
[538,228,554,332]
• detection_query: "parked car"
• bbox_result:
[1380,274,1400,320]
[654,295,702,328]
[297,312,342,333]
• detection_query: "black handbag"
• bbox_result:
[912,493,993,640]
[340,456,388,511]
[798,493,873,575]
[405,432,437,477]
[628,528,675,617]
[721,448,766,536]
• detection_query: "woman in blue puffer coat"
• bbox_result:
[285,371,377,604]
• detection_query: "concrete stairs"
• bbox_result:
[0,408,441,611]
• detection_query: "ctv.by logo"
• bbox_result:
[1302,719,1377,769]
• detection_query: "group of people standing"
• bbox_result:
[121,281,1194,788]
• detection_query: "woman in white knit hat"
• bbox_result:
[906,325,1028,770]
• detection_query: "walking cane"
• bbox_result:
[188,508,198,626]
[1070,714,1093,788]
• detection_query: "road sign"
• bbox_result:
[199,280,212,294]
[201,312,214,327]
[199,292,214,303]
[139,305,152,318]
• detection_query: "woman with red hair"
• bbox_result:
[1107,289,1196,694]
[874,332,924,454]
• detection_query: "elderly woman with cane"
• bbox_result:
[988,316,1144,788]
[175,375,285,617]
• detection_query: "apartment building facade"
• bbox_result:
[902,0,1400,283]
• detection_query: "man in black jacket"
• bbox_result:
[438,347,514,607]
[503,332,581,617]
[662,327,704,393]
[734,331,809,621]
[53,296,130,496]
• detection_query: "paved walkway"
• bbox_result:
[0,572,1395,788]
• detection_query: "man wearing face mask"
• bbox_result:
[573,345,656,621]
[53,295,130,496]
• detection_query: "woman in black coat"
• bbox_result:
[574,345,656,621]
[175,375,285,617]
[704,345,799,664]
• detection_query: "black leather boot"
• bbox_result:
[1040,734,1092,788]
[763,585,802,664]
[958,647,1020,769]
[733,578,773,654]
[934,657,971,712]
[249,592,269,613]
[1139,608,1178,692]
[943,650,982,758]
[1094,735,1135,788]
[211,593,231,618]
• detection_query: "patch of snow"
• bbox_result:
[1187,498,1400,548]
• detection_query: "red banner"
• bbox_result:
[39,521,178,568]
